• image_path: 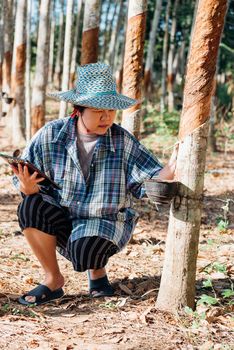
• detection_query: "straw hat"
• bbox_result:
[47,62,138,110]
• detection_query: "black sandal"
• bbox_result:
[18,284,64,306]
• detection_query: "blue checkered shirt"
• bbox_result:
[13,117,163,249]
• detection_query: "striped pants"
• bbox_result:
[17,193,119,272]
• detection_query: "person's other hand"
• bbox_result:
[11,163,44,195]
[167,142,179,175]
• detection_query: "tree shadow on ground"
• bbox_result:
[0,275,232,318]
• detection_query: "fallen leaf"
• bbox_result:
[118,283,133,295]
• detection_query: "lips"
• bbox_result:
[99,125,109,127]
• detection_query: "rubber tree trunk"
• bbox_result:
[156,0,228,313]
[0,1,3,103]
[48,0,55,87]
[121,0,147,139]
[69,0,83,87]
[2,0,13,96]
[31,0,51,135]
[59,0,74,119]
[80,0,100,65]
[54,0,64,90]
[160,0,171,113]
[25,0,32,142]
[115,4,128,93]
[144,0,162,98]
[10,0,27,146]
[167,0,178,112]
[104,1,118,61]
[107,0,123,68]
[188,0,199,57]
[101,0,111,61]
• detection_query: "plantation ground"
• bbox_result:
[0,106,233,350]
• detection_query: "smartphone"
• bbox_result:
[0,152,61,190]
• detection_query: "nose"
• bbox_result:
[100,110,111,121]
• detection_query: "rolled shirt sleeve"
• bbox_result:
[126,141,163,199]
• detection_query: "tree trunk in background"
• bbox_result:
[25,0,32,142]
[175,37,186,86]
[54,0,64,89]
[48,0,55,87]
[81,0,100,65]
[188,0,199,56]
[209,77,218,152]
[10,0,26,146]
[167,0,178,112]
[121,0,147,139]
[160,0,171,113]
[59,0,74,119]
[2,0,13,96]
[0,1,4,105]
[101,0,111,61]
[69,0,83,87]
[107,0,123,68]
[156,0,227,313]
[115,3,128,93]
[144,0,162,98]
[104,1,118,61]
[31,0,51,135]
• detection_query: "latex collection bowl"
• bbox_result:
[144,179,178,205]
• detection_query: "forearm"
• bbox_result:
[157,163,175,180]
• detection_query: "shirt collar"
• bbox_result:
[52,117,115,153]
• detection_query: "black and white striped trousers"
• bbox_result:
[17,193,119,272]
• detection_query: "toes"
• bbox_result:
[25,295,36,303]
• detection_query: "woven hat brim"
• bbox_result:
[47,89,138,110]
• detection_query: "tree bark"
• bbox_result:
[2,0,13,96]
[121,0,147,139]
[25,0,32,142]
[144,0,162,98]
[167,0,179,112]
[101,0,111,61]
[48,0,56,87]
[31,0,51,135]
[107,0,123,68]
[80,0,100,65]
[59,0,74,119]
[160,0,171,113]
[69,0,83,87]
[156,0,228,313]
[0,1,4,108]
[10,0,27,146]
[54,0,64,89]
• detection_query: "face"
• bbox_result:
[77,108,116,135]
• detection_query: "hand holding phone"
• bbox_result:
[0,152,61,189]
[11,163,45,195]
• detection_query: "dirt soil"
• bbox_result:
[0,111,233,350]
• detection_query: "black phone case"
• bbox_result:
[0,153,61,190]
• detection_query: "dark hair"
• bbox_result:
[73,105,86,114]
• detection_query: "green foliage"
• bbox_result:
[216,84,233,112]
[221,289,234,299]
[215,216,229,232]
[217,219,229,232]
[143,109,180,137]
[1,303,37,317]
[184,306,206,329]
[197,294,219,306]
[204,262,227,275]
[202,278,213,288]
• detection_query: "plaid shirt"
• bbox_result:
[13,117,163,249]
